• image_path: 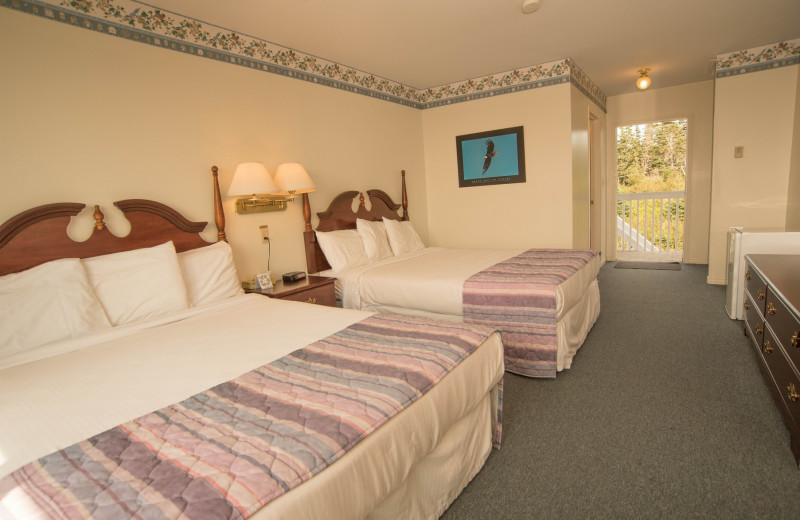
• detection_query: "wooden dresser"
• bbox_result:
[743,254,800,466]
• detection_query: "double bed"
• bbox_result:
[0,168,504,519]
[303,172,601,378]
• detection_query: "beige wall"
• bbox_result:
[604,81,714,264]
[787,65,800,231]
[570,85,607,250]
[707,65,798,284]
[420,84,578,250]
[0,10,425,280]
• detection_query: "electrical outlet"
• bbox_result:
[259,225,269,243]
[734,146,744,158]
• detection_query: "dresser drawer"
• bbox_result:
[762,324,800,435]
[744,291,765,348]
[766,288,800,367]
[279,283,336,307]
[745,261,768,315]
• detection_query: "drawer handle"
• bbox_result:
[763,339,773,354]
[767,302,777,316]
[744,301,750,311]
[306,297,317,304]
[745,270,752,281]
[792,332,799,348]
[757,289,765,301]
[788,383,800,403]
[755,324,763,336]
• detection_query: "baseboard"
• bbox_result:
[681,256,708,265]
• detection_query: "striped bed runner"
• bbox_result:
[0,314,497,520]
[463,248,598,378]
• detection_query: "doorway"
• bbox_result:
[615,119,686,261]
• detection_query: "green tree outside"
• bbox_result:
[616,120,687,252]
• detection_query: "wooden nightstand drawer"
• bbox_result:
[279,282,336,306]
[246,275,337,307]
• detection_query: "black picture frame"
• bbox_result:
[456,126,526,188]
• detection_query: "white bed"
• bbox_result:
[0,175,504,520]
[0,296,504,520]
[321,246,602,373]
[302,179,601,377]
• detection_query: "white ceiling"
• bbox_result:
[145,0,800,97]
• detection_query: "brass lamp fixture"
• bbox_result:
[636,68,652,90]
[227,162,286,214]
[228,161,316,214]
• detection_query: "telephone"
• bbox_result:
[282,271,306,283]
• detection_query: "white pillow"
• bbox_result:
[382,218,425,256]
[178,241,243,306]
[0,258,111,358]
[82,241,189,326]
[315,229,370,272]
[356,219,393,262]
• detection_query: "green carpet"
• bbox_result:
[440,263,800,519]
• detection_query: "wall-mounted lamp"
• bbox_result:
[227,162,287,214]
[636,69,651,90]
[273,163,317,200]
[227,162,316,214]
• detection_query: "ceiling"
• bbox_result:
[145,0,800,97]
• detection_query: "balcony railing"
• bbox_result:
[616,191,685,253]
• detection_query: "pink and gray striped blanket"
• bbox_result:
[463,248,599,378]
[0,314,497,520]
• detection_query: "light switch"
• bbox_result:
[734,146,744,158]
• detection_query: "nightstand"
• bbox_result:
[245,275,337,307]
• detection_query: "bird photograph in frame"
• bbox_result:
[456,126,526,188]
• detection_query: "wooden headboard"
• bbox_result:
[0,167,227,277]
[303,170,409,273]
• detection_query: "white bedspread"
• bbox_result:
[0,295,370,478]
[0,294,504,519]
[325,247,602,320]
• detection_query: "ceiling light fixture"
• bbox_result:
[521,0,541,14]
[636,69,651,90]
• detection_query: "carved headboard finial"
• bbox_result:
[93,205,105,231]
[401,170,409,221]
[212,165,227,242]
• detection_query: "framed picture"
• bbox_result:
[456,126,526,188]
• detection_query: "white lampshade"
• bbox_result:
[274,163,316,195]
[227,162,279,197]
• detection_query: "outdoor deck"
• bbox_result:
[616,190,685,262]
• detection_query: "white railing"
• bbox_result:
[616,191,685,252]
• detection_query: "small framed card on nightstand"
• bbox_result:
[255,272,273,290]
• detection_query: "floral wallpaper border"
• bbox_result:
[3,0,608,111]
[715,38,800,78]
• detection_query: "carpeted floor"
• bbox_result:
[615,260,681,270]
[440,263,800,519]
